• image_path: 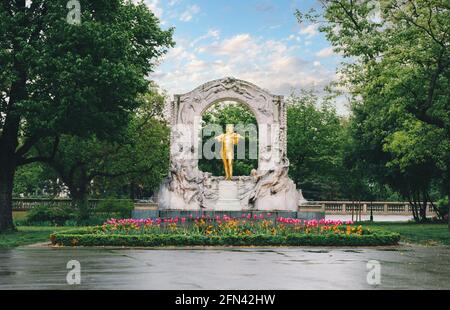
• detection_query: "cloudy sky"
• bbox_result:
[141,0,345,114]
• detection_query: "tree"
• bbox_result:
[286,91,347,200]
[383,120,445,221]
[0,1,174,231]
[87,88,170,201]
[13,162,64,198]
[348,98,444,221]
[35,86,170,221]
[297,0,449,223]
[91,85,170,202]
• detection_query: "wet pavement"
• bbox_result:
[0,245,449,290]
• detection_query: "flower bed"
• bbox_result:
[50,215,400,247]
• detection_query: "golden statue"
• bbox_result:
[215,124,242,180]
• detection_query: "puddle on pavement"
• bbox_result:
[304,250,330,254]
[376,248,411,252]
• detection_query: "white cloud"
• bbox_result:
[186,58,208,72]
[299,24,318,37]
[216,34,255,55]
[287,35,301,42]
[140,0,163,19]
[165,46,192,61]
[190,29,220,47]
[153,33,337,100]
[168,0,181,6]
[179,4,201,22]
[316,47,334,58]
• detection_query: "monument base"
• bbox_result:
[214,180,241,210]
[159,165,300,212]
[132,209,324,221]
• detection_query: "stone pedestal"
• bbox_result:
[214,181,241,210]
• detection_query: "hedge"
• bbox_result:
[50,229,400,247]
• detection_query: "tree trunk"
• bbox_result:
[419,190,428,223]
[62,166,91,224]
[129,182,136,200]
[409,191,421,223]
[448,199,450,231]
[71,189,90,223]
[0,162,15,232]
[66,176,90,224]
[0,24,27,231]
[447,175,450,231]
[0,117,21,232]
[410,201,419,223]
[445,166,450,231]
[419,204,427,222]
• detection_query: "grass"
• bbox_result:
[13,211,28,221]
[362,222,450,245]
[0,226,71,248]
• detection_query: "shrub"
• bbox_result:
[95,199,134,218]
[64,215,113,227]
[50,228,400,247]
[51,232,401,247]
[18,199,134,227]
[436,197,449,220]
[26,205,74,226]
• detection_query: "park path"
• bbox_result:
[0,244,449,289]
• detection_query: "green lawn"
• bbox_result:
[0,227,70,248]
[363,222,450,245]
[13,211,28,221]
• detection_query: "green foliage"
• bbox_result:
[96,199,134,218]
[199,103,258,176]
[86,86,170,199]
[363,222,450,245]
[297,1,450,219]
[0,0,174,231]
[13,164,43,196]
[286,91,347,200]
[13,162,73,198]
[197,92,398,202]
[18,203,130,227]
[0,226,70,249]
[25,205,74,226]
[22,204,111,227]
[66,216,116,227]
[436,196,449,220]
[51,229,400,247]
[1,0,174,152]
[33,86,170,221]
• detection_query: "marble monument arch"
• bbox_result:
[159,77,299,211]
